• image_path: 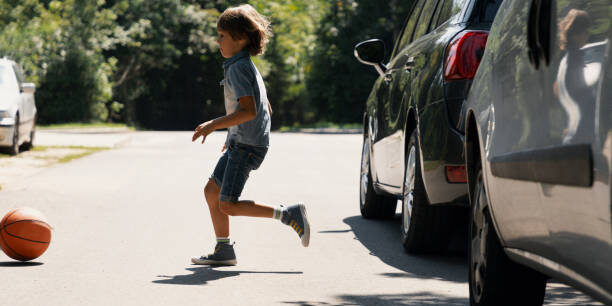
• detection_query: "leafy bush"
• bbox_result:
[36,47,111,123]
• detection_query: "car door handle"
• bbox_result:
[405,56,415,72]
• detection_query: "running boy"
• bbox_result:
[191,4,310,266]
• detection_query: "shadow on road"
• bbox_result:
[340,215,602,306]
[282,291,467,306]
[545,281,604,305]
[282,287,603,306]
[0,261,44,267]
[318,230,352,233]
[153,267,302,285]
[343,214,467,284]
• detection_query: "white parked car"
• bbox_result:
[0,58,36,155]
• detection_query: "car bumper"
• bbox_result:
[0,124,15,146]
[421,161,469,205]
[419,102,468,205]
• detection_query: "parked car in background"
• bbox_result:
[0,58,36,155]
[463,0,611,304]
[354,0,503,253]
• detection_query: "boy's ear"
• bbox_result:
[238,37,249,48]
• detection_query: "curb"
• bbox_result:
[38,127,133,134]
[278,128,362,134]
[35,130,133,149]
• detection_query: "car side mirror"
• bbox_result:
[20,83,36,94]
[354,39,387,76]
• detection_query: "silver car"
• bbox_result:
[0,58,36,155]
[463,0,611,305]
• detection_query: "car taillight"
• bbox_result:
[444,31,489,81]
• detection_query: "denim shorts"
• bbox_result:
[211,141,268,202]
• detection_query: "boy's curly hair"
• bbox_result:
[558,9,590,51]
[218,4,272,56]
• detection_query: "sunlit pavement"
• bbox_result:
[0,131,601,305]
[36,128,133,148]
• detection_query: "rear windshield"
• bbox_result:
[474,0,503,23]
[437,0,471,26]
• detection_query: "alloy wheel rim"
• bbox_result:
[470,175,487,302]
[402,146,416,234]
[360,139,369,208]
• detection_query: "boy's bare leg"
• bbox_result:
[204,179,230,237]
[217,200,311,247]
[205,180,309,247]
[218,200,274,218]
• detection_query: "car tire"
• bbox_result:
[359,134,397,219]
[469,162,547,306]
[21,117,35,151]
[400,130,457,253]
[9,114,19,156]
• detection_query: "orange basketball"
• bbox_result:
[0,207,52,261]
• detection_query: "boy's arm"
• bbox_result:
[192,96,257,143]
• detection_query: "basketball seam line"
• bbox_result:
[1,219,51,231]
[0,210,45,260]
[0,230,27,260]
[4,231,50,244]
[1,209,19,228]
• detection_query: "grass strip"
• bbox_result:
[57,147,108,163]
[0,146,108,161]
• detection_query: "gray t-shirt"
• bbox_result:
[222,50,271,148]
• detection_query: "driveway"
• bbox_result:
[0,131,600,305]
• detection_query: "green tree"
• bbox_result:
[251,0,327,128]
[307,0,413,124]
[102,0,225,129]
[0,0,116,123]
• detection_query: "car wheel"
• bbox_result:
[401,130,456,253]
[469,162,547,306]
[359,134,396,219]
[21,117,35,151]
[9,115,19,156]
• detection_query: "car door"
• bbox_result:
[487,0,612,289]
[372,0,426,187]
[384,0,444,189]
[12,64,33,125]
[11,64,30,125]
[484,0,552,254]
[534,0,612,290]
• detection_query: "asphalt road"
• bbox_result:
[0,132,601,305]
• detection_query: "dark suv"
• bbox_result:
[354,0,502,253]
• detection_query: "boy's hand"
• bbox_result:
[192,120,215,144]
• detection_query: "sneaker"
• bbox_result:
[191,242,237,265]
[281,203,310,247]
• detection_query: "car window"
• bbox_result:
[475,0,503,23]
[0,66,8,87]
[437,0,470,27]
[413,0,443,40]
[0,66,6,86]
[0,65,16,91]
[431,0,445,30]
[391,0,426,57]
[12,64,24,85]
